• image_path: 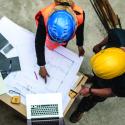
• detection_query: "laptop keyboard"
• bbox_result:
[31,104,59,116]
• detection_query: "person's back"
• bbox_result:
[35,0,85,82]
[106,28,125,48]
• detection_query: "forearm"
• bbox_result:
[97,36,108,47]
[90,88,113,97]
[35,15,46,66]
[76,24,84,46]
[35,42,45,66]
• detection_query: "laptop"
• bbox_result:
[26,93,64,125]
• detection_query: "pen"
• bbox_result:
[34,71,38,80]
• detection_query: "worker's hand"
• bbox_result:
[78,46,85,57]
[79,87,90,97]
[39,66,50,83]
[121,47,125,51]
[93,44,102,53]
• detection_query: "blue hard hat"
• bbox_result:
[47,10,76,43]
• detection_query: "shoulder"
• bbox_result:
[73,4,84,14]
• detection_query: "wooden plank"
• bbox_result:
[100,0,114,27]
[63,74,87,116]
[96,0,110,25]
[90,0,110,32]
[93,0,110,31]
[0,94,26,117]
[90,0,121,31]
[105,0,119,25]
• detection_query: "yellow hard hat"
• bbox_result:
[90,48,125,79]
[54,0,74,6]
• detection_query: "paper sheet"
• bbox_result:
[0,17,83,111]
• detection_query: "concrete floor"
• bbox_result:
[0,0,125,125]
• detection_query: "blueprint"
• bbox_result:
[0,17,83,111]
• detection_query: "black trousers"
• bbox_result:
[77,95,107,113]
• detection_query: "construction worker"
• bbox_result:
[93,28,125,53]
[70,28,125,123]
[35,0,85,82]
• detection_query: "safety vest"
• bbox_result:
[35,3,84,50]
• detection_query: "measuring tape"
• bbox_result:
[69,89,78,99]
[9,90,21,104]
